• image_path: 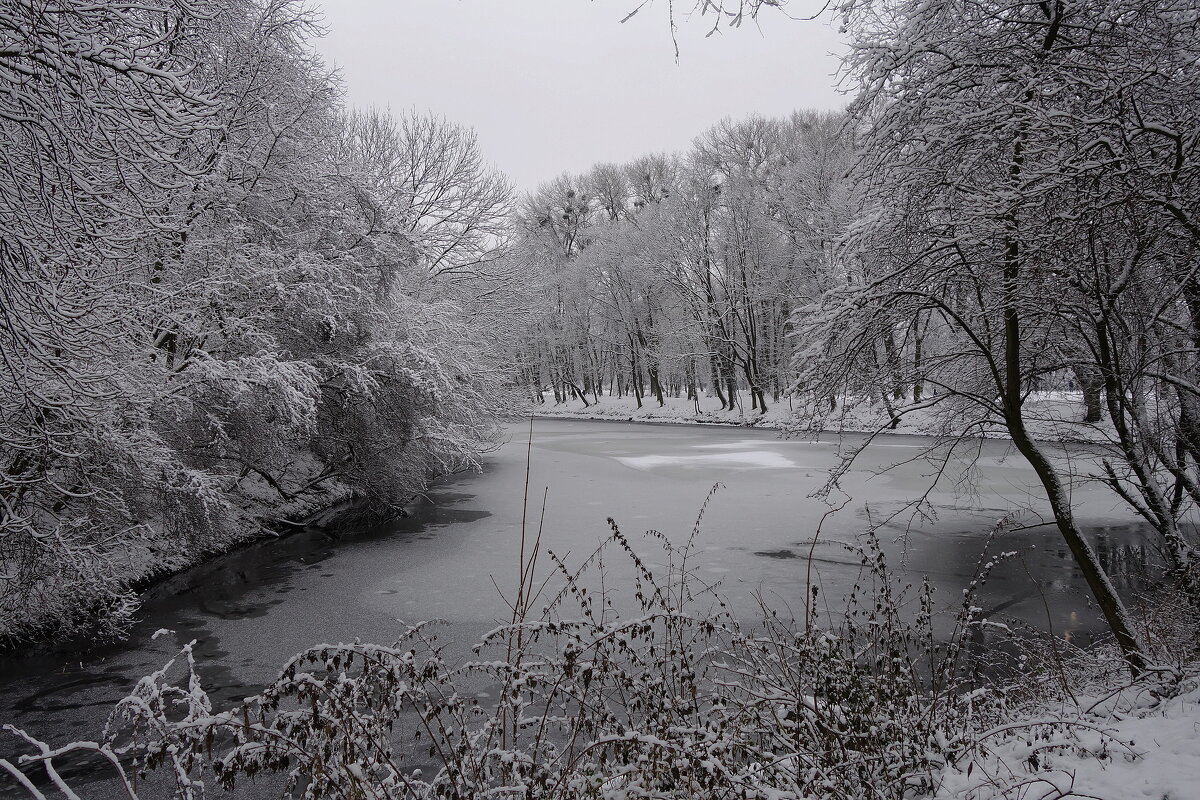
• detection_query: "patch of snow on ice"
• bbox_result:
[694,440,777,450]
[616,451,797,471]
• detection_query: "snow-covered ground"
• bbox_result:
[934,676,1200,800]
[530,390,1113,443]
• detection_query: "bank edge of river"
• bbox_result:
[528,390,1114,444]
[127,481,361,592]
[1,476,393,655]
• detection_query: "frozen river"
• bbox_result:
[0,418,1157,794]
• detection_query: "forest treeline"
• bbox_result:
[0,0,526,642]
[512,111,849,415]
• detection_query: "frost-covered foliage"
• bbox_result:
[1,510,1074,800]
[0,0,517,643]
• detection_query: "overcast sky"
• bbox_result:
[312,1,849,193]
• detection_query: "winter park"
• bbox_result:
[2,0,1199,798]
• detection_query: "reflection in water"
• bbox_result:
[757,521,1161,648]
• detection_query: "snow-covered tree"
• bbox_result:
[790,0,1200,673]
[0,0,513,643]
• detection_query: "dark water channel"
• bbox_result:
[0,419,1163,796]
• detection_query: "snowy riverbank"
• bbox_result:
[930,670,1200,799]
[0,478,357,649]
[530,390,1114,443]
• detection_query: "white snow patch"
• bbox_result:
[935,681,1200,800]
[616,451,797,471]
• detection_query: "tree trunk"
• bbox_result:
[1008,420,1147,675]
[1071,364,1104,423]
[881,326,904,401]
[1003,202,1147,673]
[912,315,925,403]
[709,351,728,410]
[568,381,590,407]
